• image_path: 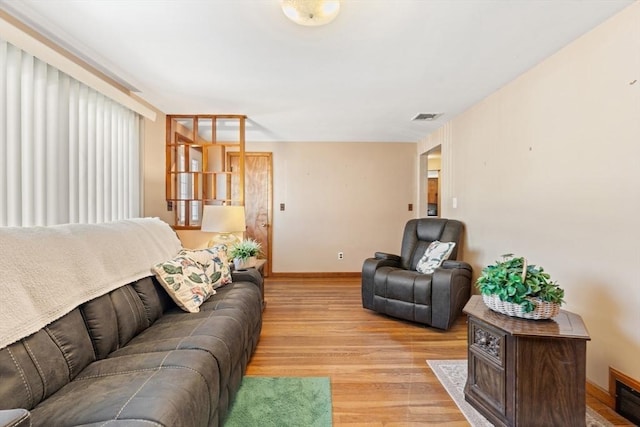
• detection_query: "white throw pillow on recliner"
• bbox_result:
[416,241,456,274]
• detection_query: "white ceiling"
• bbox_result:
[0,0,634,143]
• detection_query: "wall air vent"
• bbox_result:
[412,113,442,121]
[616,381,640,425]
[610,367,640,425]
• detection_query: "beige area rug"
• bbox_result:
[427,360,613,427]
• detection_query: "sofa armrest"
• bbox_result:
[231,267,263,287]
[430,263,473,330]
[231,268,264,307]
[0,409,30,427]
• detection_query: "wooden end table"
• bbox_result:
[463,295,590,427]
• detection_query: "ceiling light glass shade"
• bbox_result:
[281,0,341,27]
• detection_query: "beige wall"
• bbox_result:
[142,108,172,225]
[245,141,417,272]
[418,3,640,389]
[143,128,418,272]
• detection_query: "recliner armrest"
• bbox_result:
[362,254,403,309]
[374,252,401,262]
[430,262,473,330]
[441,260,472,271]
[0,409,30,427]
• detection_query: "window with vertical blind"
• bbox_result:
[0,38,141,227]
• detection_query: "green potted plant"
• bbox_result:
[475,254,565,319]
[229,238,262,270]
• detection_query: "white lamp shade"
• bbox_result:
[201,205,246,233]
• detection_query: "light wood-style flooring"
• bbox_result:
[245,277,632,426]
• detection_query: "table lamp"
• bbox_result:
[200,205,246,248]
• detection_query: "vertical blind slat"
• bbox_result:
[45,67,59,225]
[68,80,79,224]
[0,38,140,227]
[95,95,104,224]
[0,41,8,225]
[6,44,21,226]
[34,58,47,226]
[20,52,34,226]
[57,73,70,224]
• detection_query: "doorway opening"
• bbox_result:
[420,145,441,217]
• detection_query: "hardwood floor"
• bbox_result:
[245,277,632,426]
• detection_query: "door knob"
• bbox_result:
[261,223,268,227]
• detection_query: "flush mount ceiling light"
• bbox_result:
[280,0,341,26]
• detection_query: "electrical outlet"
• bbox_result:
[338,252,344,260]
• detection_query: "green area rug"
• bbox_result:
[224,377,333,427]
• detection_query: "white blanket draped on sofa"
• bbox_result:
[0,217,182,350]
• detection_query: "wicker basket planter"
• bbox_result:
[482,294,560,320]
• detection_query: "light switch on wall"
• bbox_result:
[452,197,458,209]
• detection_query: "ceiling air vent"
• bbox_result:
[412,113,442,121]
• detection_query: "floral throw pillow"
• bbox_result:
[153,256,214,313]
[416,241,456,274]
[178,244,232,289]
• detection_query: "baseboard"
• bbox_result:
[268,272,361,279]
[587,380,615,409]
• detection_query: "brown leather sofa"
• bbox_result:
[0,259,263,427]
[361,218,472,330]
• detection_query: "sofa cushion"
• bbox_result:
[131,276,174,324]
[28,350,218,427]
[80,293,119,360]
[179,246,232,289]
[112,285,151,345]
[81,283,153,359]
[153,256,214,313]
[0,309,95,411]
[106,282,262,423]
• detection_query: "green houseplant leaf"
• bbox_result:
[229,239,262,261]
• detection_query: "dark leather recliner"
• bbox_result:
[361,218,472,330]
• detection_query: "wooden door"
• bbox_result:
[427,178,438,204]
[427,177,439,216]
[229,152,273,276]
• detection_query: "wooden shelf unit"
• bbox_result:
[166,114,245,228]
